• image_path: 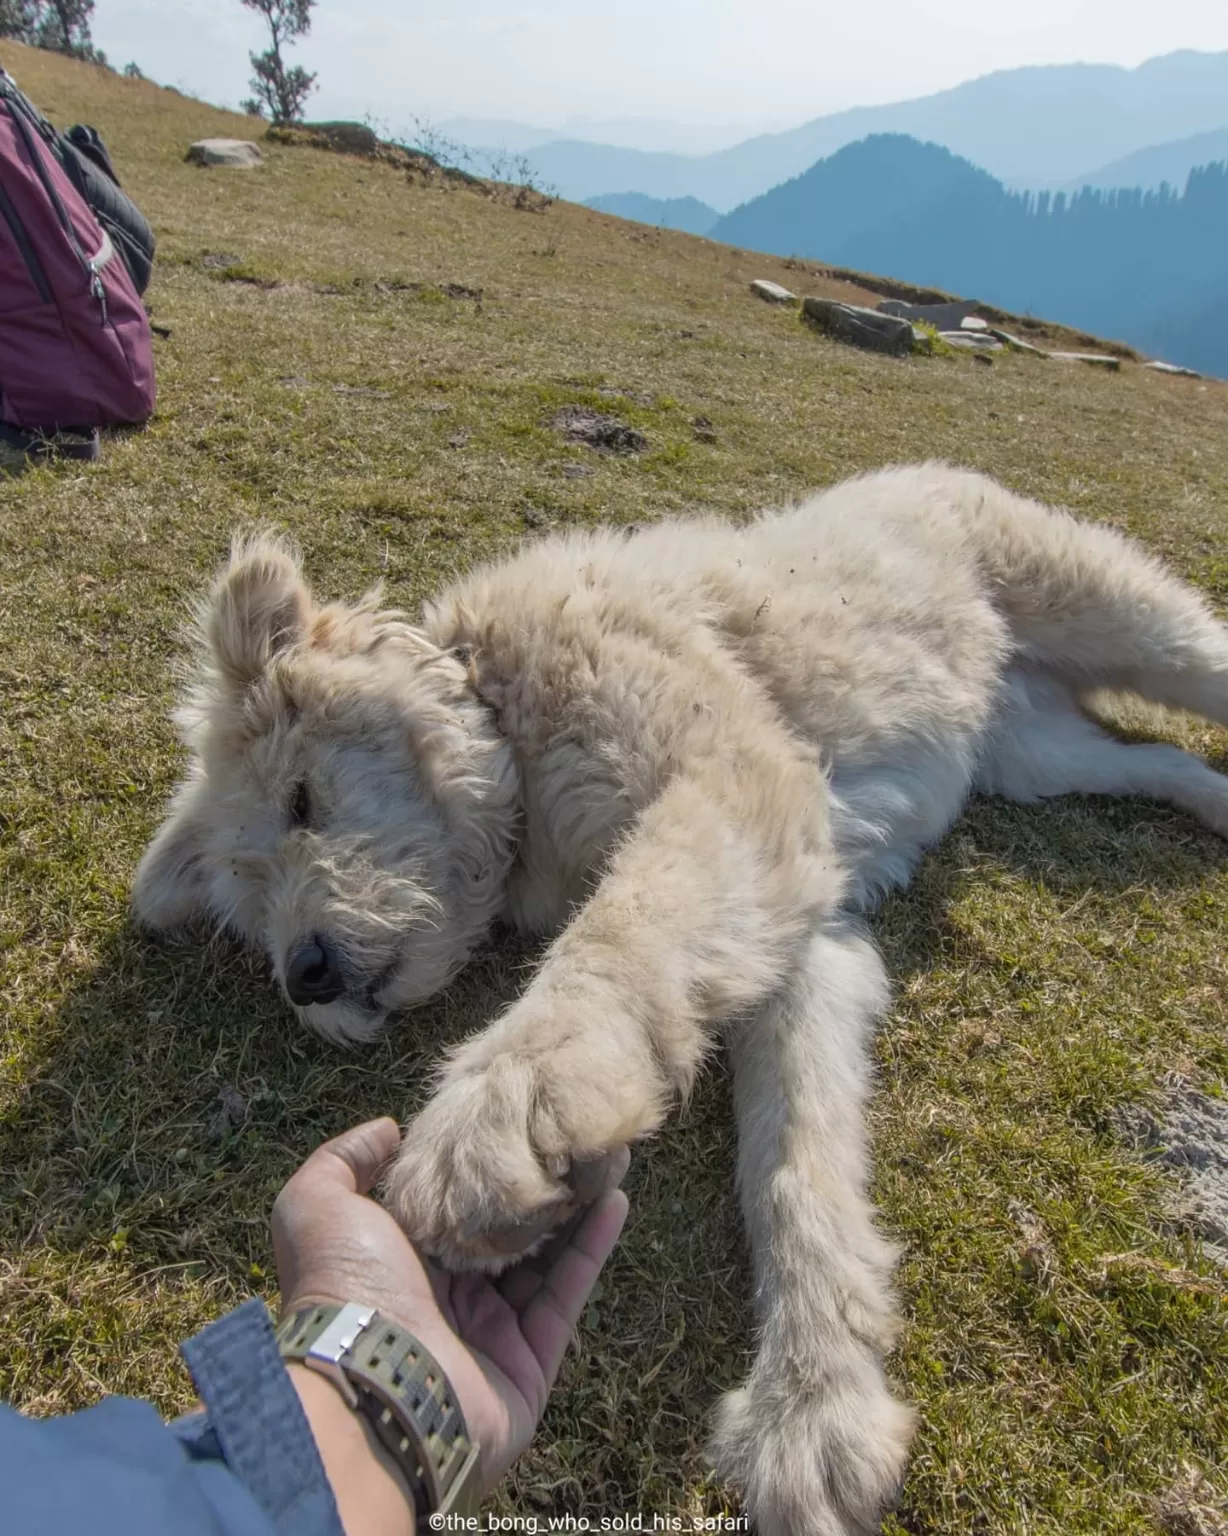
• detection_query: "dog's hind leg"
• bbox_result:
[962,480,1228,725]
[977,670,1228,838]
[710,918,915,1536]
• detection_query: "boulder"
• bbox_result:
[990,328,1049,357]
[1051,352,1122,371]
[802,297,916,357]
[940,332,1003,351]
[960,315,990,331]
[877,298,983,330]
[186,138,263,168]
[751,279,797,305]
[1145,360,1202,379]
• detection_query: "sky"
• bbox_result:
[90,0,1228,145]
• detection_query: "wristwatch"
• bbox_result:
[277,1302,483,1524]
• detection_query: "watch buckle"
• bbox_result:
[303,1302,374,1407]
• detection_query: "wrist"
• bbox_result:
[288,1363,416,1536]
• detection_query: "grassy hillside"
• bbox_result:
[2,40,1227,1535]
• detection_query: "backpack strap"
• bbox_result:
[0,422,101,462]
[65,124,121,186]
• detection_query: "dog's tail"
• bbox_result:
[961,475,1228,725]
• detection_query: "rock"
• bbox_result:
[960,315,990,331]
[750,279,797,305]
[1051,352,1122,371]
[990,328,1050,357]
[186,138,263,168]
[877,298,984,330]
[692,414,718,442]
[551,406,647,454]
[802,298,916,357]
[940,332,1003,351]
[1145,360,1203,379]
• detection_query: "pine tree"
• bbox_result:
[239,0,316,126]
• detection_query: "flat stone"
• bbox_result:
[186,138,263,168]
[1051,352,1122,371]
[878,298,983,330]
[990,328,1050,357]
[960,315,990,331]
[1145,360,1203,379]
[940,331,1004,351]
[802,297,915,357]
[750,279,797,305]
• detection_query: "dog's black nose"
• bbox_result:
[285,938,344,1007]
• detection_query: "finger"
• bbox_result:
[517,1188,629,1390]
[290,1117,403,1201]
[498,1148,631,1307]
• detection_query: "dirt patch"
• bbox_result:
[1117,1080,1228,1263]
[550,406,647,454]
[1152,1464,1228,1536]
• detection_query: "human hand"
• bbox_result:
[272,1118,630,1498]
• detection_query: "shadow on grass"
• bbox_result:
[1,912,748,1512]
[2,788,1223,1514]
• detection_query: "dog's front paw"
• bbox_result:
[383,1045,628,1272]
[709,1350,915,1536]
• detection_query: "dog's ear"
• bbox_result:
[132,777,213,932]
[206,537,311,689]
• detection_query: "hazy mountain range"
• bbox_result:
[438,116,768,159]
[1071,127,1228,192]
[709,134,1228,377]
[451,51,1228,212]
[583,192,720,236]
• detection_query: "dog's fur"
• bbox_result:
[135,465,1228,1534]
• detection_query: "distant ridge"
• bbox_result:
[1071,127,1228,192]
[583,192,720,236]
[517,51,1228,211]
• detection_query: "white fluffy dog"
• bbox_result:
[134,465,1228,1534]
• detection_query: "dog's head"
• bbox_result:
[133,537,519,1043]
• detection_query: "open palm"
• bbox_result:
[272,1119,630,1490]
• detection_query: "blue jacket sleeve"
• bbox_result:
[3,1299,344,1536]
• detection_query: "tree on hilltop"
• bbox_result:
[1,0,106,62]
[239,0,316,125]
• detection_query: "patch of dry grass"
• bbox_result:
[2,39,1227,1533]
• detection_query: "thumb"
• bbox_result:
[298,1118,403,1198]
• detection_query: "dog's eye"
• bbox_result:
[289,780,313,830]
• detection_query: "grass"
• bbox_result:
[2,38,1227,1533]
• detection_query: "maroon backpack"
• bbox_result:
[0,66,156,461]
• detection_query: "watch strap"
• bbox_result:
[276,1303,482,1522]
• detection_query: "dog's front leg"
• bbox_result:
[710,917,914,1535]
[385,768,841,1269]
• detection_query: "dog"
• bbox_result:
[134,464,1228,1535]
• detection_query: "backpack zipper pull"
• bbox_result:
[89,263,108,324]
